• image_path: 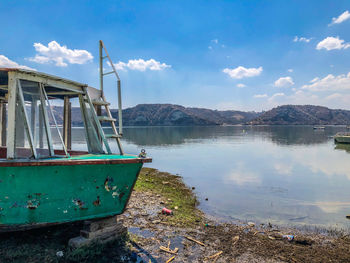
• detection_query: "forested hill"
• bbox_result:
[248,105,350,125]
[50,104,350,126]
[115,104,260,126]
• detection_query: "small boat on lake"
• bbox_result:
[334,132,350,144]
[313,126,325,130]
[0,41,151,231]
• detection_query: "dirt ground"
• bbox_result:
[122,188,350,263]
[0,168,350,262]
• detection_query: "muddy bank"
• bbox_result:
[122,168,350,263]
[0,168,349,262]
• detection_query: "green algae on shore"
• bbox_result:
[134,167,204,226]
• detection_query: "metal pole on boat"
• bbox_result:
[6,72,17,159]
[63,96,72,150]
[0,101,6,147]
[99,40,104,96]
[117,80,123,135]
[31,97,37,148]
[17,80,37,159]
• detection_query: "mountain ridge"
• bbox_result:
[248,104,350,125]
[50,104,350,126]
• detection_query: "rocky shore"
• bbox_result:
[0,168,350,262]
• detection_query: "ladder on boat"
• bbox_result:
[89,40,124,155]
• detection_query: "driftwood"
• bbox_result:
[159,246,179,254]
[206,251,223,259]
[166,256,175,263]
[185,236,205,246]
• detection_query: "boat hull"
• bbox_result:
[334,134,350,144]
[335,137,350,143]
[0,158,145,229]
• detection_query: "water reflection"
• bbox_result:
[119,125,347,147]
[69,126,350,229]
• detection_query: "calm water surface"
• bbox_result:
[71,126,350,229]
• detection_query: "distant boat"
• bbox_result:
[313,126,325,130]
[334,132,350,144]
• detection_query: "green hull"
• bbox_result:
[0,155,145,228]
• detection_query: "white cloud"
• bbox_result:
[310,77,319,83]
[268,93,285,102]
[208,46,213,50]
[325,93,342,101]
[110,59,171,71]
[330,10,350,26]
[274,163,293,175]
[302,72,350,92]
[287,69,293,73]
[225,162,261,186]
[223,66,263,79]
[293,36,312,43]
[254,94,268,98]
[0,55,35,70]
[112,61,127,70]
[236,83,246,88]
[316,36,350,51]
[29,41,93,67]
[211,39,218,44]
[274,76,294,88]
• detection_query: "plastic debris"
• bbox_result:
[56,251,64,257]
[162,208,173,215]
[232,235,240,245]
[283,235,294,241]
[247,222,255,227]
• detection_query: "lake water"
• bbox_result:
[70,126,350,229]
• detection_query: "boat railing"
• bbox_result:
[335,132,350,136]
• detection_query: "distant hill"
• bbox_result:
[112,104,260,126]
[50,104,350,126]
[248,105,350,125]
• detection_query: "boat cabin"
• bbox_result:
[0,68,122,161]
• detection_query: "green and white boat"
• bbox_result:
[0,42,151,231]
[334,132,350,144]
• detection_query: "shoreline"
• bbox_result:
[0,168,349,262]
[124,168,350,262]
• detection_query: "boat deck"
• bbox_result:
[0,149,152,167]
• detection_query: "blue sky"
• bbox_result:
[1,0,350,111]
